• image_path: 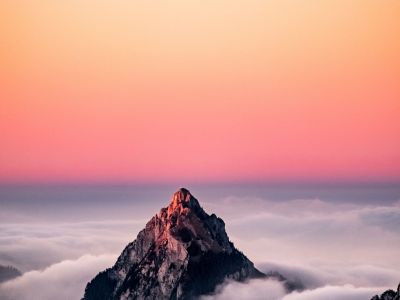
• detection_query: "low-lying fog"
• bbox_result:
[0,184,399,300]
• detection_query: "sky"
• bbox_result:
[1,0,399,183]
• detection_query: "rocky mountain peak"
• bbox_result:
[167,188,201,217]
[83,189,299,300]
[155,188,230,254]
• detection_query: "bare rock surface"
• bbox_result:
[83,188,298,300]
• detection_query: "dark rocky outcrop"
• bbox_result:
[371,283,400,300]
[83,188,298,300]
[0,265,22,284]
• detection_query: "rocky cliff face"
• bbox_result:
[371,283,400,300]
[83,188,296,300]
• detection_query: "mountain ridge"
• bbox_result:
[83,188,300,300]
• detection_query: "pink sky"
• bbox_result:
[1,1,399,183]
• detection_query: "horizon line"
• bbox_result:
[1,179,399,188]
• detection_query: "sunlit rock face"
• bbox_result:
[83,188,292,300]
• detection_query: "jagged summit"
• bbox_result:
[166,188,202,217]
[83,189,297,300]
[172,188,191,201]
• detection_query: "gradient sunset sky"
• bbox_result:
[1,1,399,183]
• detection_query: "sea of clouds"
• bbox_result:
[0,187,399,299]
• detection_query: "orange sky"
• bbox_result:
[1,0,399,183]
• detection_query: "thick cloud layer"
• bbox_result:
[0,185,399,299]
[200,279,286,300]
[283,285,381,300]
[258,262,400,289]
[0,255,116,300]
[0,220,144,271]
[202,196,400,274]
[202,279,382,300]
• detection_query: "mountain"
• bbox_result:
[83,188,300,300]
[0,265,22,284]
[371,283,400,300]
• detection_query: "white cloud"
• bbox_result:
[0,221,143,271]
[258,262,400,289]
[200,280,384,300]
[282,285,380,300]
[1,189,399,300]
[205,197,400,270]
[0,254,116,300]
[200,279,286,300]
[360,206,400,232]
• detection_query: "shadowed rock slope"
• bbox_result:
[371,283,400,300]
[83,188,298,300]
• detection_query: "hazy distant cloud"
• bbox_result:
[258,262,400,290]
[0,221,143,271]
[203,196,400,272]
[360,206,400,232]
[203,196,358,220]
[0,255,116,300]
[258,262,329,289]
